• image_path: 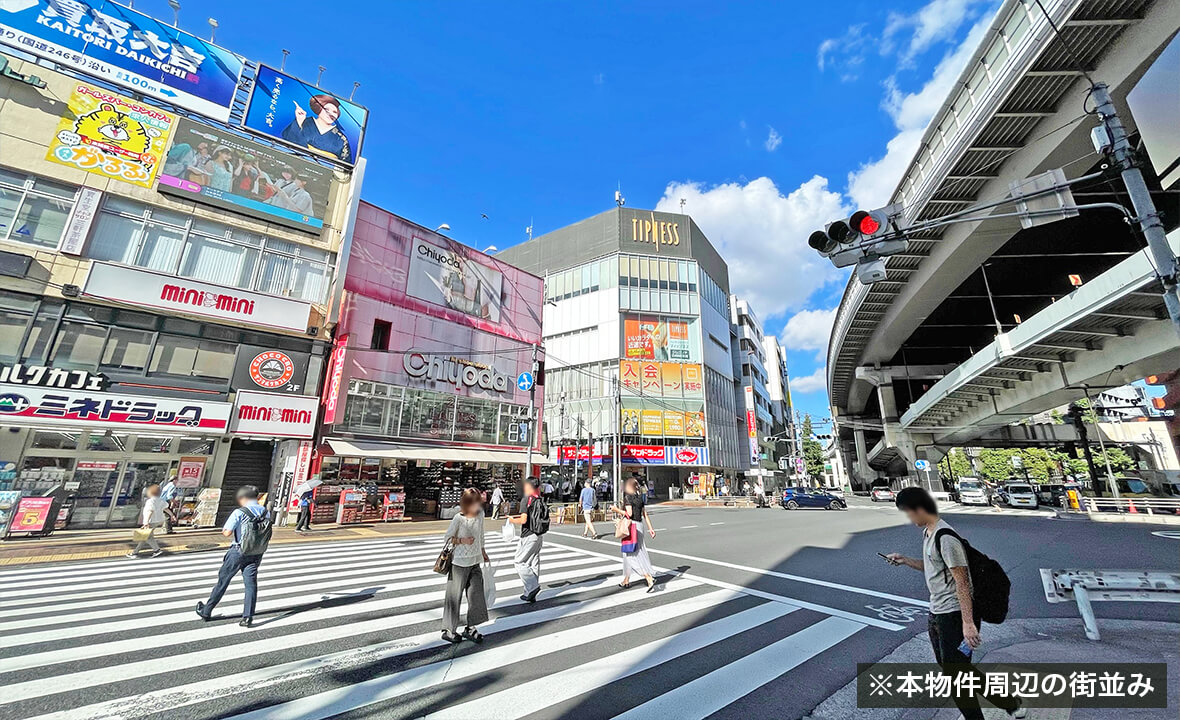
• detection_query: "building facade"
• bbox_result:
[0,47,358,529]
[730,296,777,486]
[315,202,546,522]
[761,334,794,482]
[497,207,742,496]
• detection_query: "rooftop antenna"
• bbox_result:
[614,185,625,207]
[206,17,218,43]
[280,49,290,71]
[526,219,534,241]
[167,0,180,27]
[349,82,360,101]
[680,197,686,213]
[316,66,326,86]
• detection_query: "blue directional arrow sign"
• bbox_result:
[517,372,535,392]
[914,459,930,471]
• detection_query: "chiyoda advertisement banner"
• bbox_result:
[406,237,505,323]
[47,83,175,189]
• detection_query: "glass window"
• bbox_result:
[639,291,650,312]
[134,435,175,453]
[0,310,29,362]
[454,397,499,443]
[401,389,455,440]
[589,262,600,291]
[50,321,107,369]
[581,264,591,292]
[256,254,330,304]
[85,431,130,452]
[1003,7,1029,45]
[177,438,215,455]
[670,292,681,314]
[22,307,59,363]
[135,220,186,272]
[179,234,258,288]
[8,193,71,248]
[88,212,143,265]
[30,430,78,450]
[148,335,235,383]
[102,327,153,371]
[983,38,1008,71]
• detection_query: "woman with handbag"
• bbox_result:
[610,476,657,593]
[439,488,491,644]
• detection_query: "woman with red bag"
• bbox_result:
[610,476,657,593]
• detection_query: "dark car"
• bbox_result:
[1036,483,1068,507]
[781,487,846,510]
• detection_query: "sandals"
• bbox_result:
[618,581,630,589]
[646,580,657,594]
[441,629,463,644]
[462,626,484,644]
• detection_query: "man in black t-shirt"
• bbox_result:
[508,479,546,602]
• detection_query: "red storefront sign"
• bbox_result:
[322,334,349,424]
[10,497,54,534]
[621,445,665,464]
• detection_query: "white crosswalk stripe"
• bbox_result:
[0,531,883,720]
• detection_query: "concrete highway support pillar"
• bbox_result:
[853,429,871,488]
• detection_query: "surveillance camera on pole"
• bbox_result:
[807,203,906,285]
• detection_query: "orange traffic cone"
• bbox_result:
[1127,498,1138,514]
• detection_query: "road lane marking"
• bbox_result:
[545,532,929,608]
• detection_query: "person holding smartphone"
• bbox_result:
[883,487,1025,720]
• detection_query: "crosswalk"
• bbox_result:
[0,531,890,720]
[850,500,1054,518]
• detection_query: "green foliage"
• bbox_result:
[944,444,1137,484]
[801,414,824,479]
[1049,409,1064,425]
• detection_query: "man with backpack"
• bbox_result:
[885,487,1025,720]
[508,478,548,603]
[195,486,272,628]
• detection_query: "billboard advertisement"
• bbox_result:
[46,83,175,189]
[621,409,640,435]
[624,317,691,361]
[0,0,243,121]
[745,386,759,465]
[662,410,684,437]
[0,383,231,432]
[158,117,333,230]
[242,65,368,166]
[640,410,663,436]
[620,445,710,466]
[406,237,505,323]
[619,360,705,399]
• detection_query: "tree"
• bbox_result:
[801,414,824,479]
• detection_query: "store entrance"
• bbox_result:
[71,460,173,528]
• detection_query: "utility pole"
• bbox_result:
[612,376,622,505]
[1082,385,1120,499]
[1089,83,1180,336]
[524,343,538,483]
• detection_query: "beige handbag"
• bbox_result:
[613,516,631,539]
[132,527,153,543]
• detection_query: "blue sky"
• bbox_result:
[156,0,1000,422]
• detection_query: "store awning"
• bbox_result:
[325,439,556,466]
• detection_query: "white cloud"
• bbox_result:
[885,0,986,65]
[846,13,992,209]
[781,307,837,356]
[655,176,848,319]
[764,126,782,152]
[816,24,867,81]
[790,366,828,394]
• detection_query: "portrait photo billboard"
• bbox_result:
[242,65,368,166]
[406,237,505,324]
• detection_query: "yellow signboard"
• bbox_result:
[640,410,663,436]
[663,411,685,437]
[686,411,706,437]
[47,83,176,188]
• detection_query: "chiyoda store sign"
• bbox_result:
[403,352,511,394]
[84,262,312,332]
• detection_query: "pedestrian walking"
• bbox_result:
[160,477,179,533]
[490,485,504,519]
[195,486,271,628]
[508,478,549,603]
[126,483,166,558]
[440,488,490,644]
[610,476,657,592]
[884,487,1024,720]
[542,479,555,501]
[579,480,599,538]
[294,486,314,532]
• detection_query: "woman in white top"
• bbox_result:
[441,488,490,643]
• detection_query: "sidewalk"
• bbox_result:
[805,618,1180,720]
[0,516,510,568]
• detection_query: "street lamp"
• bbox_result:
[167,0,180,26]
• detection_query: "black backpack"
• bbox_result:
[238,507,273,556]
[933,527,1010,624]
[528,496,550,535]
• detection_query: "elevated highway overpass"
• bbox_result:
[827,0,1180,488]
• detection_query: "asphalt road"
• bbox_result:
[0,501,1175,720]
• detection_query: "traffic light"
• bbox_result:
[807,204,906,284]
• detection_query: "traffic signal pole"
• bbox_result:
[525,342,537,482]
[1089,83,1180,337]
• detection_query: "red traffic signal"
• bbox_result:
[849,210,880,235]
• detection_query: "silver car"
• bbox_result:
[1004,483,1038,508]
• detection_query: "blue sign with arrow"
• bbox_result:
[517,372,535,392]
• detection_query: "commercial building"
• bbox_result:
[315,202,546,522]
[761,334,795,481]
[497,206,742,496]
[730,296,777,486]
[0,13,361,531]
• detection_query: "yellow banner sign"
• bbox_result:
[641,410,663,436]
[47,83,176,189]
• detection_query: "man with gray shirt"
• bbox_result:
[886,487,1025,720]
